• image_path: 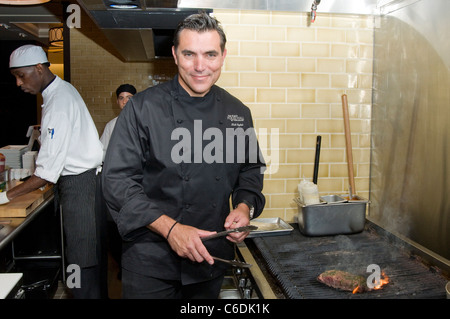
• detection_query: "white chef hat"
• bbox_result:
[9,45,49,69]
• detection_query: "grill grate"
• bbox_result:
[250,224,448,299]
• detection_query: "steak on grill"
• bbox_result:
[317,270,367,292]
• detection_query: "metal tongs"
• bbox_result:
[201,225,258,241]
[202,225,258,268]
[212,256,252,268]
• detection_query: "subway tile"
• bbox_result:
[271,104,301,118]
[263,179,286,194]
[301,73,329,88]
[246,103,271,119]
[301,103,330,118]
[331,44,358,58]
[256,26,286,41]
[271,42,301,57]
[226,88,255,103]
[302,43,330,57]
[224,57,255,71]
[223,25,255,40]
[240,41,270,56]
[287,89,316,103]
[254,119,286,133]
[272,12,304,26]
[286,119,315,133]
[317,58,345,73]
[286,27,315,42]
[256,57,286,72]
[267,164,300,179]
[287,58,316,72]
[317,29,346,43]
[257,88,286,103]
[240,72,270,87]
[278,134,301,148]
[331,74,358,88]
[271,73,300,87]
[240,10,271,25]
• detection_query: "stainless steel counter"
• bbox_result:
[0,194,54,252]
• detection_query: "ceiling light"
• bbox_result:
[109,4,138,8]
[0,0,49,5]
[49,27,63,47]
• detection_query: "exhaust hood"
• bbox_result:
[76,0,377,61]
[76,0,212,61]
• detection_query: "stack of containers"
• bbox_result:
[0,145,28,169]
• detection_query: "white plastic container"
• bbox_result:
[300,181,320,206]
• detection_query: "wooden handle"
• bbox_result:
[341,94,356,196]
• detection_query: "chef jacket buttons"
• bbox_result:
[177,119,183,124]
[215,176,221,181]
[212,203,217,208]
[184,176,189,181]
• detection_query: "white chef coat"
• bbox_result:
[35,76,103,183]
[99,116,117,160]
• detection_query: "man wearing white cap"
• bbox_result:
[2,44,107,299]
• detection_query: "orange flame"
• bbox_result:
[372,272,389,290]
[352,272,389,294]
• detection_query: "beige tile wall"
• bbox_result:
[215,10,374,222]
[70,9,374,223]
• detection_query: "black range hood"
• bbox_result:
[76,0,212,61]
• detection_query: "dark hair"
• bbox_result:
[173,11,227,53]
[116,84,137,96]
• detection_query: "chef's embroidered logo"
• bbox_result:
[227,114,244,122]
[227,114,244,127]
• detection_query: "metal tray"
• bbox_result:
[320,194,347,204]
[248,217,294,238]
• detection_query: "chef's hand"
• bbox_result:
[224,203,251,243]
[167,223,216,265]
[0,192,10,205]
[147,215,216,265]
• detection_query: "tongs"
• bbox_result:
[212,256,252,268]
[202,225,257,268]
[201,225,258,241]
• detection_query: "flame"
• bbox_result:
[352,272,389,294]
[352,286,362,294]
[372,272,390,290]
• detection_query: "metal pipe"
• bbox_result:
[311,0,321,23]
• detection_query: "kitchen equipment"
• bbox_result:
[298,181,320,205]
[248,217,294,238]
[0,273,24,299]
[320,194,347,204]
[212,256,252,268]
[296,197,368,236]
[341,94,357,199]
[201,225,258,241]
[0,145,27,169]
[313,135,321,184]
[247,223,449,299]
[0,184,52,217]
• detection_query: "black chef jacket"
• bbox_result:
[102,75,266,284]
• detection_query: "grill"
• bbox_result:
[245,223,449,299]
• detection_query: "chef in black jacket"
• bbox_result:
[102,12,265,299]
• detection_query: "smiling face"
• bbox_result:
[10,65,44,95]
[172,29,227,97]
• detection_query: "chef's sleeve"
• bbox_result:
[34,111,72,184]
[101,100,161,241]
